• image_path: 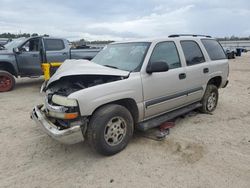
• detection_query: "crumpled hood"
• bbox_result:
[47,59,130,86]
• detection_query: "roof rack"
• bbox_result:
[168,34,212,38]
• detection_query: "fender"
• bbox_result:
[0,60,18,77]
[68,73,144,120]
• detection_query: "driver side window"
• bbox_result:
[21,39,40,52]
[150,41,181,69]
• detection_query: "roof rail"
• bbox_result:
[168,34,212,38]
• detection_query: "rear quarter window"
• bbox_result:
[44,39,65,51]
[201,39,226,60]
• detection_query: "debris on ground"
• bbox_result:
[110,179,114,183]
[140,121,175,141]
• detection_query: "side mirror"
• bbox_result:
[146,61,169,74]
[13,47,21,54]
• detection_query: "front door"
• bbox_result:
[141,41,187,119]
[16,38,42,76]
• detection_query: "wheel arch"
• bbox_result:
[0,62,17,77]
[207,76,222,88]
[91,98,139,125]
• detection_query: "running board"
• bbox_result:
[137,102,202,131]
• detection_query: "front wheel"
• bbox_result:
[199,84,219,113]
[87,104,134,156]
[0,70,16,92]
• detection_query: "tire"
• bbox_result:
[199,84,218,113]
[87,104,134,156]
[0,70,15,92]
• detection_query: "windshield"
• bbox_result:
[92,42,151,72]
[4,37,26,50]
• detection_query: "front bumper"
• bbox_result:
[31,104,84,144]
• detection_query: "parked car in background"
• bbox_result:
[0,36,101,92]
[242,48,247,52]
[31,34,229,156]
[75,44,100,49]
[224,47,236,59]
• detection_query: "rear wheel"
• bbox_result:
[0,70,15,92]
[87,104,134,156]
[199,84,218,113]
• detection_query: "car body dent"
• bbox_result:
[47,59,130,87]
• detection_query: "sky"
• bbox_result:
[1,0,250,41]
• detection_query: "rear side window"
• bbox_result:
[150,41,181,69]
[181,41,205,66]
[201,39,226,60]
[44,39,65,51]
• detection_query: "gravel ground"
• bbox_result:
[0,53,250,188]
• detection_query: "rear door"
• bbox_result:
[141,41,188,119]
[16,38,43,76]
[44,39,69,63]
[200,39,228,86]
[180,40,208,104]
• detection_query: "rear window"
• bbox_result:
[180,41,205,66]
[201,39,226,60]
[44,39,65,51]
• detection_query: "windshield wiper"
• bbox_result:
[103,65,118,69]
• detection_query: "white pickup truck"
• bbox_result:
[31,34,229,156]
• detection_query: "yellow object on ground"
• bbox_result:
[41,62,62,81]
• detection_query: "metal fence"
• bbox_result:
[219,40,250,50]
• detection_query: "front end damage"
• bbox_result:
[31,81,89,144]
[31,105,85,144]
[31,62,129,144]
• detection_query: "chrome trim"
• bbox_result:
[145,87,203,108]
[146,95,185,109]
[143,99,201,122]
[31,105,84,144]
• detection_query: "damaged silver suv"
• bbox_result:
[31,34,229,156]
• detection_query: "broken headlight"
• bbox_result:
[52,95,78,107]
[45,94,79,120]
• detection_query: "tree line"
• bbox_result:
[216,36,250,41]
[0,33,42,38]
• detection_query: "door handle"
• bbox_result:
[32,54,38,57]
[179,73,186,80]
[62,52,67,55]
[203,68,209,73]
